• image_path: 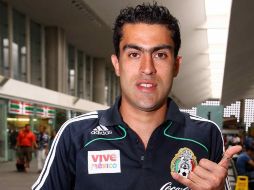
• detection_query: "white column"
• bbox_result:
[45,26,67,93]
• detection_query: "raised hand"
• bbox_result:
[171,145,242,190]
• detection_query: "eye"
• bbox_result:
[154,52,168,59]
[128,52,140,59]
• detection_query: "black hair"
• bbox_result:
[245,142,254,151]
[246,146,254,152]
[112,2,181,58]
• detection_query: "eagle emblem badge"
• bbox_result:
[170,147,197,178]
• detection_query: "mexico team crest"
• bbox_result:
[170,147,197,178]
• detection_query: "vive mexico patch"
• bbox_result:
[88,150,121,174]
[170,147,197,178]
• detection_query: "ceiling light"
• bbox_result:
[205,0,232,99]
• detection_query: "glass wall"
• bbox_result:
[0,1,9,77]
[5,99,61,161]
[13,9,27,82]
[105,67,120,106]
[115,76,120,98]
[85,56,92,100]
[0,99,7,161]
[111,71,118,104]
[0,0,115,106]
[77,50,85,98]
[105,67,112,105]
[0,2,111,106]
[30,20,42,86]
[0,96,85,162]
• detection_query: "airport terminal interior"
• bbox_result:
[0,0,254,189]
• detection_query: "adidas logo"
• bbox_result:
[91,125,112,135]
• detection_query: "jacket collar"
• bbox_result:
[99,96,185,126]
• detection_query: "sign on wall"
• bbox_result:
[9,100,25,115]
[8,100,55,118]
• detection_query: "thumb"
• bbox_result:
[219,145,242,169]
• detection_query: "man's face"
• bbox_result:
[25,125,30,131]
[111,23,180,112]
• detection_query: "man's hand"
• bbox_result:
[171,145,242,190]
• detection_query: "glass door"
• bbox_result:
[0,100,7,161]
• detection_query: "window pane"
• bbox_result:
[0,2,9,77]
[85,56,91,99]
[77,51,84,98]
[30,21,42,86]
[13,9,26,82]
[67,45,75,96]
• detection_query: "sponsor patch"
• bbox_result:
[88,150,121,174]
[170,147,197,178]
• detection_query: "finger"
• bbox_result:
[171,172,198,190]
[198,158,227,173]
[219,145,242,168]
[192,160,227,187]
[191,163,219,180]
[188,170,209,188]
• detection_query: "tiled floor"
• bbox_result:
[0,159,39,190]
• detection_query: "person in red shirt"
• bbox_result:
[16,124,37,170]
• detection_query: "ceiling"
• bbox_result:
[221,0,254,106]
[6,0,254,108]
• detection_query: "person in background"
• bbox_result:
[16,124,37,170]
[8,126,18,160]
[48,129,56,151]
[236,139,254,175]
[36,125,50,173]
[32,2,241,190]
[236,143,254,189]
[232,134,241,146]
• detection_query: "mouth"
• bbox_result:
[136,81,157,92]
[139,83,154,88]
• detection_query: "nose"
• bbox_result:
[139,54,156,75]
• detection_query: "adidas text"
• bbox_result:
[91,130,112,135]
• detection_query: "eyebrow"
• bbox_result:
[122,44,174,53]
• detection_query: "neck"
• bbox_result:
[120,99,167,148]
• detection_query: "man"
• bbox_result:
[36,125,50,173]
[236,143,254,189]
[8,126,18,160]
[32,3,241,190]
[16,124,37,170]
[236,143,254,176]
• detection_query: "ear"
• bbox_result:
[111,54,120,76]
[173,56,182,77]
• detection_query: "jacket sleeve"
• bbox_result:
[32,122,76,190]
[209,122,224,162]
[209,123,232,190]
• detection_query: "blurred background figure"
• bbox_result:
[49,129,56,151]
[36,125,50,173]
[8,126,18,161]
[236,140,254,189]
[16,124,37,172]
[232,134,241,145]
